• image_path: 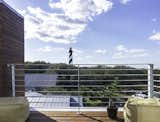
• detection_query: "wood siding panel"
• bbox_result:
[0,3,24,96]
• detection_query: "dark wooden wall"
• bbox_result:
[0,3,24,96]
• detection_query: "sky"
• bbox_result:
[4,0,160,65]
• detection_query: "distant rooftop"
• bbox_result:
[25,91,83,109]
[0,0,23,18]
[25,74,57,87]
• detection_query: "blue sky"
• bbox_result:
[5,0,160,65]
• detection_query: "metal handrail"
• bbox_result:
[11,63,150,65]
[16,79,148,82]
[15,74,148,77]
[16,84,148,88]
[17,90,148,93]
[15,68,147,71]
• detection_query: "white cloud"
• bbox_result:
[38,46,65,53]
[67,48,91,63]
[38,46,52,53]
[73,48,84,54]
[120,0,132,4]
[49,0,113,21]
[19,0,113,44]
[152,29,156,34]
[113,45,148,59]
[116,45,127,52]
[152,18,157,22]
[149,32,160,41]
[95,49,107,55]
[19,7,87,44]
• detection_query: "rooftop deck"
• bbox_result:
[7,63,160,122]
[28,111,124,122]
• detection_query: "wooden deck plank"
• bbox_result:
[28,111,124,122]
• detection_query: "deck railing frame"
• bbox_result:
[8,63,160,111]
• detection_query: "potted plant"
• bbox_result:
[101,77,120,119]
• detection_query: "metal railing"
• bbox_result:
[8,63,160,111]
[153,66,160,97]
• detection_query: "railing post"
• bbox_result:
[77,65,81,114]
[11,64,16,97]
[148,64,154,98]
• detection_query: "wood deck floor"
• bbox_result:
[28,111,124,122]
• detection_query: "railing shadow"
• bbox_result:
[80,113,103,122]
[80,113,124,122]
[26,111,124,122]
[26,111,57,122]
[112,117,124,122]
